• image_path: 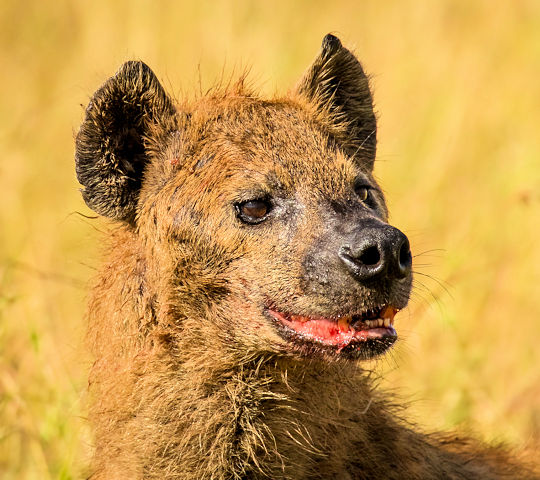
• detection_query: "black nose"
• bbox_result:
[339,225,412,282]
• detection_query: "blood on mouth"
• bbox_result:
[269,306,398,351]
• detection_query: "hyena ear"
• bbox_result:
[295,34,377,166]
[75,61,175,223]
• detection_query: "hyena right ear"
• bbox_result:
[295,34,377,166]
[75,61,175,223]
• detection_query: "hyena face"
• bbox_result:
[76,35,412,361]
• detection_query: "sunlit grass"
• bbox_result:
[1,0,539,477]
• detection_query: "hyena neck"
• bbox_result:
[141,322,522,480]
[160,341,381,480]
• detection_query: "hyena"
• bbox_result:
[75,34,538,479]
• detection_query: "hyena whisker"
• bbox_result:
[408,290,436,313]
[413,270,454,301]
[412,248,446,259]
[409,278,446,312]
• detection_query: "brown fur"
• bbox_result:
[76,35,538,479]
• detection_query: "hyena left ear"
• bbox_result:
[295,34,377,167]
[75,61,175,223]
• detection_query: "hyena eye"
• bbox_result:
[355,186,369,202]
[236,199,272,224]
[354,180,377,209]
[354,180,372,201]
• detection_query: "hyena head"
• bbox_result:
[76,34,412,361]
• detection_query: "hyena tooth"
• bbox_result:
[338,316,351,330]
[383,318,390,328]
[381,306,398,320]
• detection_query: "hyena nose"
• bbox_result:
[338,225,412,282]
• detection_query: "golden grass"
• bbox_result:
[1,0,539,477]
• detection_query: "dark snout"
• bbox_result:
[339,222,412,283]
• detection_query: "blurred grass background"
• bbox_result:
[1,0,539,478]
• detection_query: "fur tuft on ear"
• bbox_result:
[75,61,175,223]
[296,34,377,166]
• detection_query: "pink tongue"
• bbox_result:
[281,316,382,347]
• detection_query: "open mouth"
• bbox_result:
[267,306,399,359]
